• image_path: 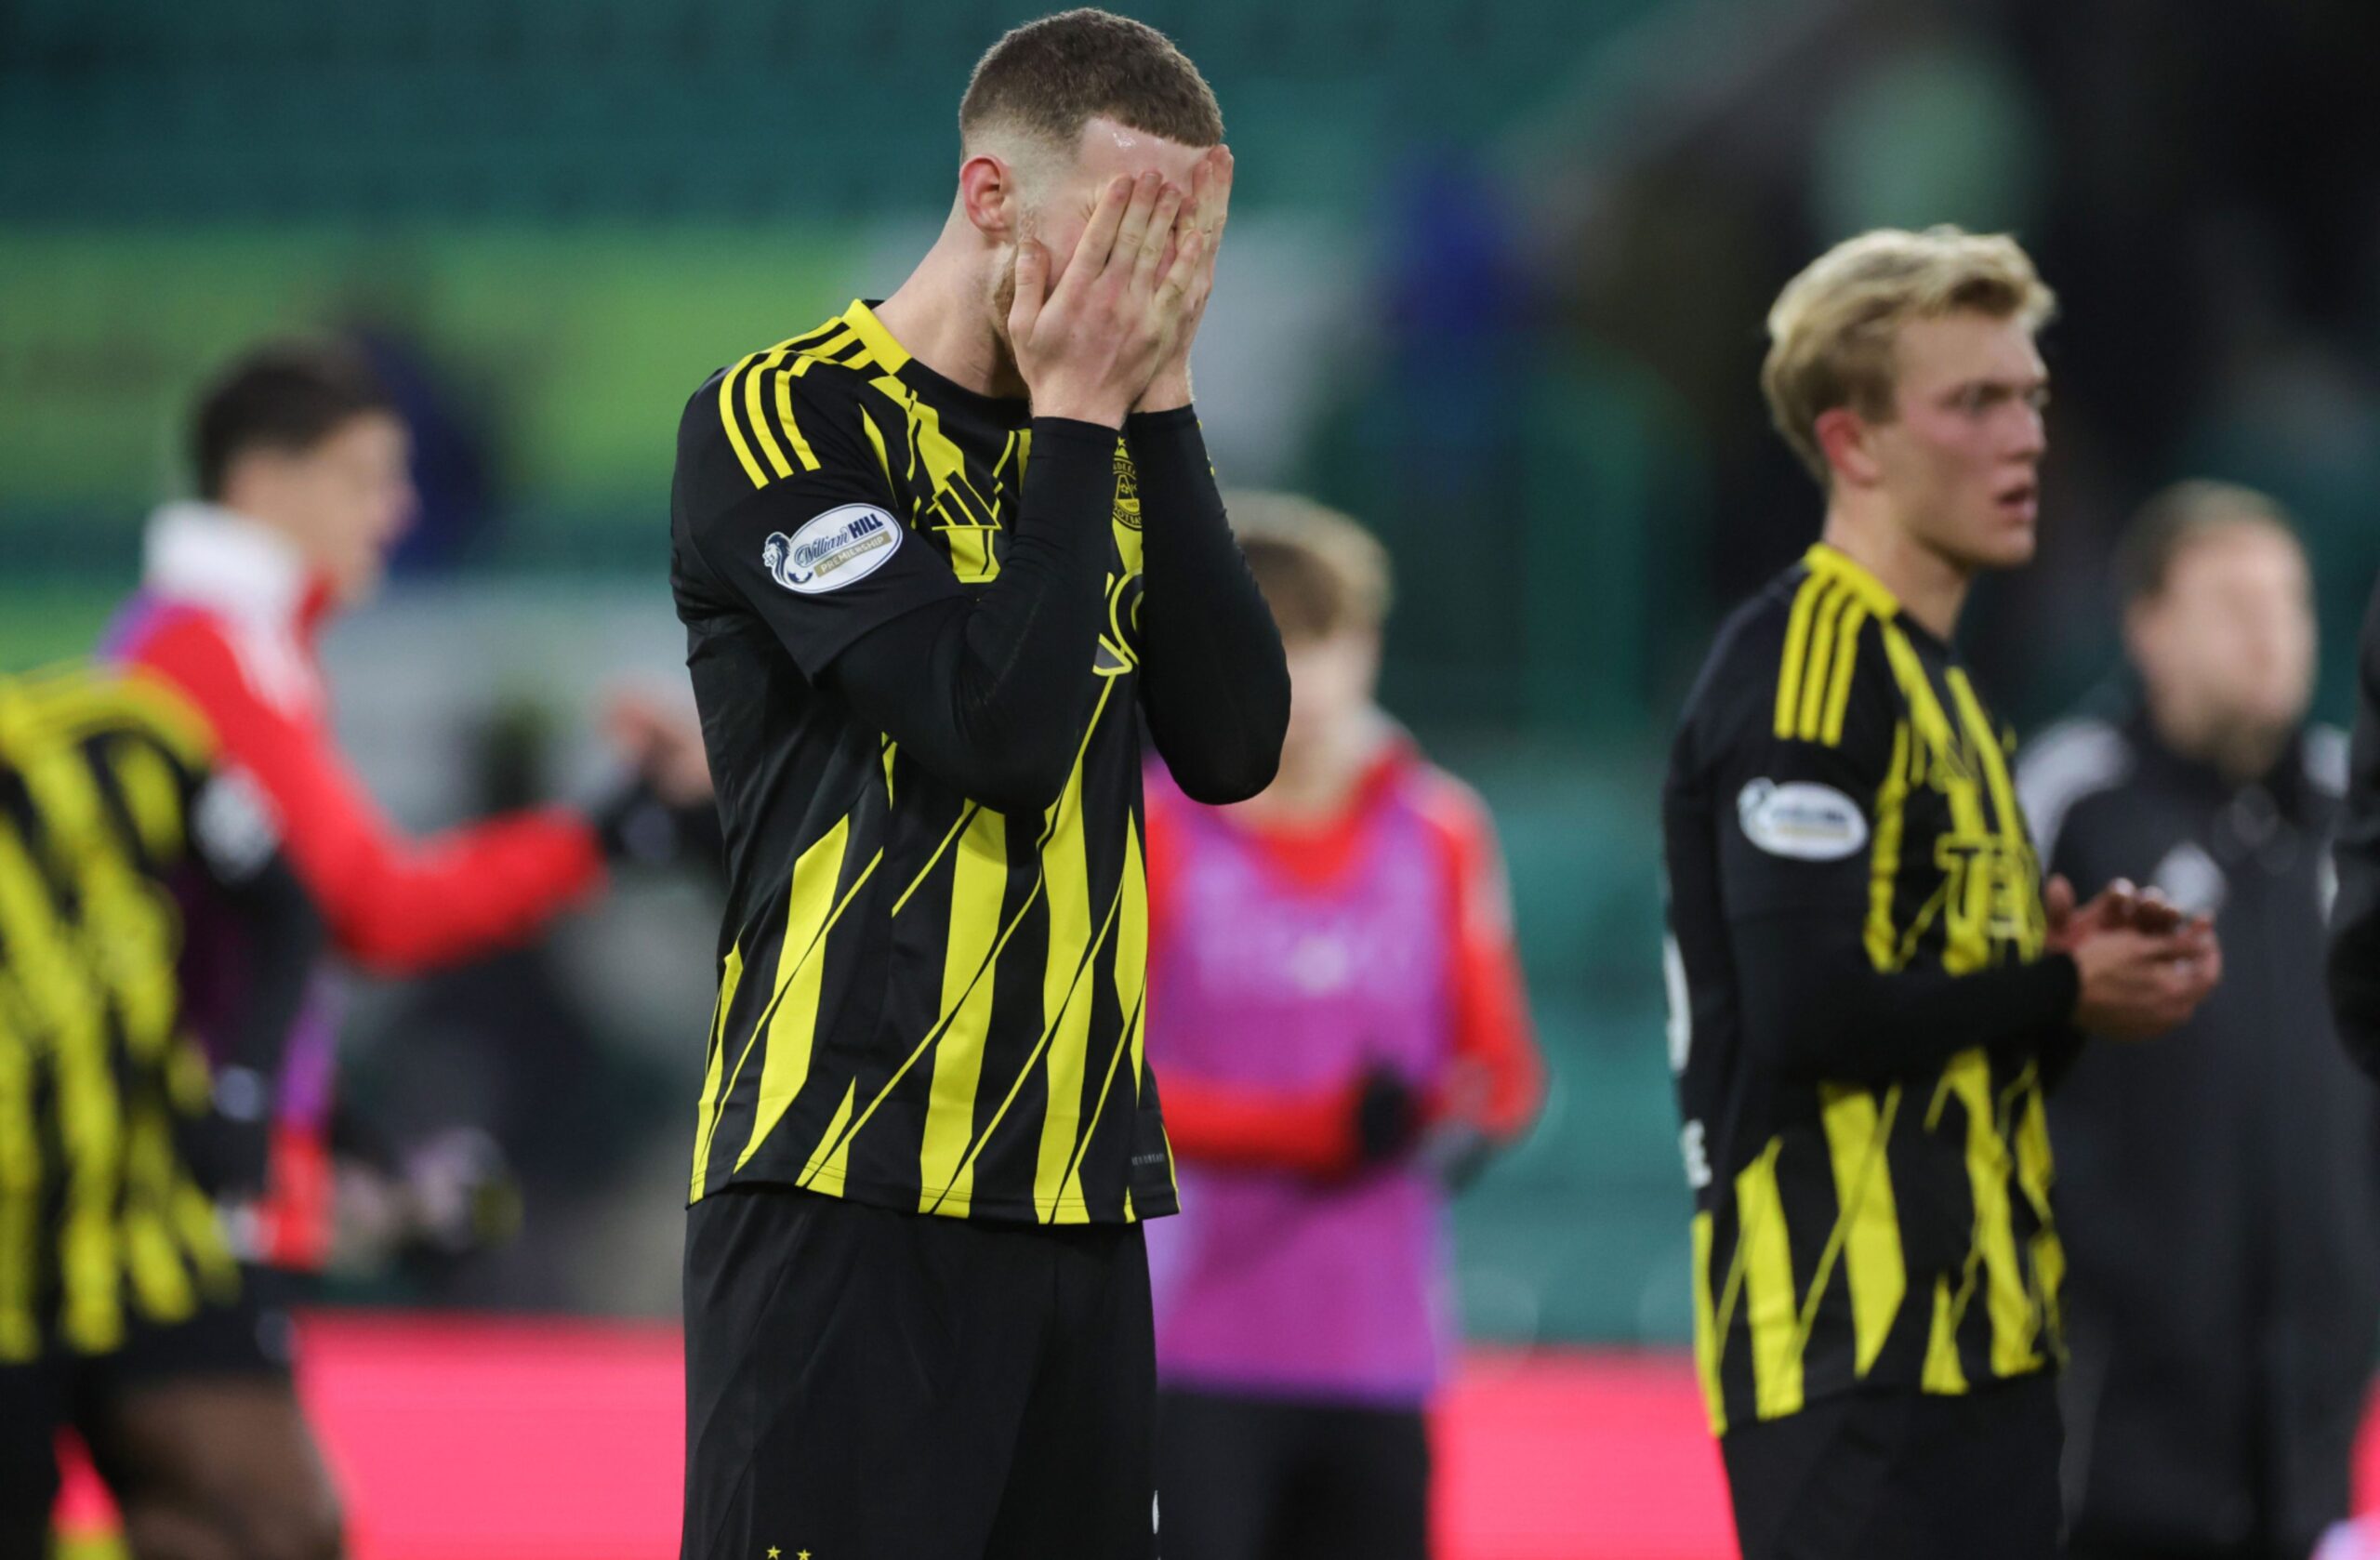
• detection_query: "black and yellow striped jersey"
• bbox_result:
[669,299,1172,1225]
[0,667,298,1359]
[1660,543,2074,1434]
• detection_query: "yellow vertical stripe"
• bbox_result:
[0,819,121,1354]
[1736,1140,1803,1420]
[1773,575,1824,738]
[1795,585,1847,742]
[18,738,177,1061]
[686,944,743,1200]
[2015,1082,2066,1356]
[1046,820,1149,1224]
[718,353,769,486]
[109,737,186,863]
[0,1008,38,1363]
[736,822,867,1170]
[167,1178,237,1300]
[1948,671,2026,842]
[743,346,797,480]
[1923,1276,1969,1393]
[1866,722,1911,972]
[1949,669,2049,958]
[1818,602,1871,747]
[1940,1048,2039,1379]
[1033,758,1103,1223]
[1691,1210,1726,1434]
[797,1080,859,1191]
[1818,1085,1905,1376]
[917,810,1008,1217]
[1881,627,1993,972]
[773,364,822,473]
[119,1110,194,1326]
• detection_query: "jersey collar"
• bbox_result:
[1802,543,1904,620]
[145,501,316,628]
[841,299,913,373]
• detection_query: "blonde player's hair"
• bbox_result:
[1224,492,1393,642]
[1762,225,2057,483]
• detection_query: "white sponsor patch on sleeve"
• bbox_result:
[1737,778,1869,861]
[761,504,902,595]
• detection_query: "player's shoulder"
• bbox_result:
[678,306,885,496]
[1400,757,1495,845]
[1,662,215,771]
[1683,549,1897,753]
[2013,713,2135,862]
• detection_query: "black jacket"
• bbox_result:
[2330,580,2380,1081]
[2021,709,2379,1556]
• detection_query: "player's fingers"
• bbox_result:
[1205,145,1235,238]
[1133,184,1185,293]
[2043,874,2075,929]
[1065,176,1135,287]
[1155,225,1204,313]
[1104,171,1161,281]
[1007,239,1048,341]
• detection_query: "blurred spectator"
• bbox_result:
[1145,494,1543,1560]
[2019,483,2378,1560]
[0,666,320,1559]
[87,338,708,1560]
[348,698,707,1310]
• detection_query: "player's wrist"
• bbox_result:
[1028,382,1132,429]
[1134,367,1193,414]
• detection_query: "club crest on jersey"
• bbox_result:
[1111,444,1142,531]
[1738,778,1869,861]
[763,505,901,594]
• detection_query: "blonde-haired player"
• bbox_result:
[1659,227,2221,1558]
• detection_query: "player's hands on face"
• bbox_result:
[1008,171,1200,429]
[1135,144,1232,414]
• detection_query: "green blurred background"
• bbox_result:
[9,0,2380,1346]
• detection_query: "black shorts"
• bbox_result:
[0,1358,69,1560]
[73,1264,298,1405]
[1157,1387,1430,1560]
[681,1185,1157,1560]
[0,1270,298,1560]
[1721,1372,2063,1560]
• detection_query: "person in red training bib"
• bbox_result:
[90,338,705,1560]
[1144,493,1543,1560]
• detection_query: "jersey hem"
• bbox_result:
[1710,1356,2060,1438]
[687,1162,1180,1225]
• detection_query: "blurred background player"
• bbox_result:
[1662,226,2223,1560]
[1143,493,1543,1560]
[87,339,709,1559]
[2021,483,2378,1560]
[0,666,318,1557]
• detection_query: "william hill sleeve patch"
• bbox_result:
[764,505,903,595]
[1736,778,1870,861]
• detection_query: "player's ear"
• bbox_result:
[1814,406,1881,490]
[959,153,1017,239]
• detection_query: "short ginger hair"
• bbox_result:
[1227,493,1393,644]
[959,9,1223,156]
[1762,225,2056,483]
